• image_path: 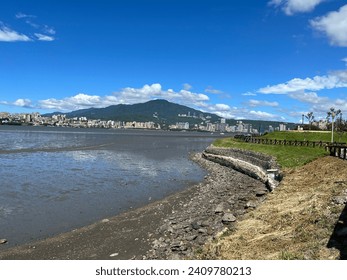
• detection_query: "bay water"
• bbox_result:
[0,126,220,247]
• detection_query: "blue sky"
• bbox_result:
[1,0,347,123]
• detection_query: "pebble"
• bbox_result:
[256,189,268,196]
[186,235,198,241]
[222,213,237,224]
[198,228,208,234]
[145,149,271,260]
[245,201,257,209]
[110,253,119,257]
[191,221,200,230]
[214,203,227,214]
[0,239,7,245]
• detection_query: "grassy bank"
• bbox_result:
[213,137,328,168]
[197,156,347,260]
[197,131,347,260]
[260,130,347,143]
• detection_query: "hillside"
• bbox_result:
[43,99,295,129]
[45,99,221,125]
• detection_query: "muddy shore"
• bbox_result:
[0,152,268,260]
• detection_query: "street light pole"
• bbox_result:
[331,112,335,143]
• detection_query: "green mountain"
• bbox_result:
[46,99,221,125]
[44,99,295,131]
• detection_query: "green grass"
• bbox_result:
[213,137,328,168]
[260,131,347,143]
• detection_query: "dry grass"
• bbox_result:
[197,156,347,260]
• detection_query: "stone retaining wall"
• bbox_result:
[203,145,282,190]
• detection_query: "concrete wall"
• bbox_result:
[202,145,281,190]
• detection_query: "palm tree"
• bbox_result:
[305,112,314,130]
[327,107,341,143]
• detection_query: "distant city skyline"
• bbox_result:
[1,0,347,123]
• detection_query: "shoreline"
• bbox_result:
[0,152,268,260]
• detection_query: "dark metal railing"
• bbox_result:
[326,145,347,160]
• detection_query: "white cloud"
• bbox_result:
[288,91,328,104]
[0,26,31,42]
[0,98,33,108]
[258,71,347,94]
[183,83,192,90]
[43,25,56,35]
[214,104,231,111]
[248,99,279,107]
[113,83,209,107]
[242,92,257,96]
[249,110,278,120]
[310,5,347,47]
[14,12,56,42]
[287,90,347,119]
[205,86,224,94]
[13,98,32,107]
[269,0,324,15]
[15,12,36,19]
[39,94,104,111]
[35,33,55,41]
[26,20,40,29]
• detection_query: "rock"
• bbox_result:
[332,196,347,205]
[144,148,272,259]
[186,235,198,241]
[167,226,174,233]
[214,203,228,214]
[256,189,268,196]
[191,221,201,230]
[245,201,257,209]
[171,241,183,252]
[201,220,210,227]
[198,228,208,234]
[153,239,166,249]
[179,246,188,252]
[222,213,236,224]
[336,227,347,237]
[0,239,7,244]
[110,253,119,257]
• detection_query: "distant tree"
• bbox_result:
[305,112,315,130]
[327,107,341,143]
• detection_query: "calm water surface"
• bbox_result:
[0,126,221,247]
